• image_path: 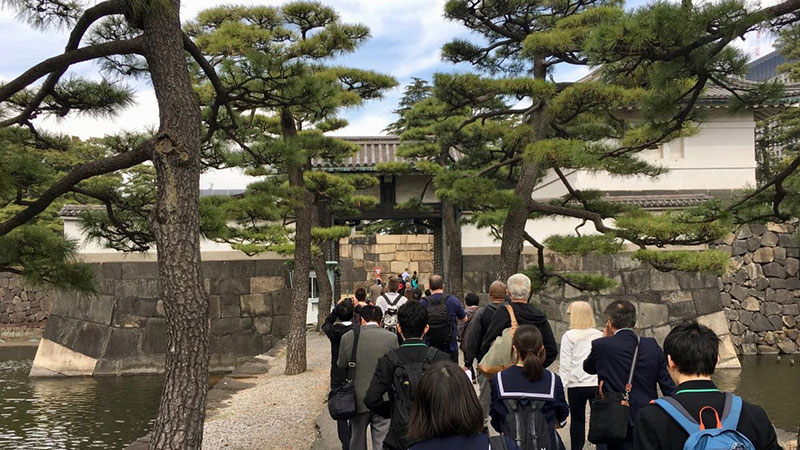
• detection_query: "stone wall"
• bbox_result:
[462,252,740,368]
[31,259,292,377]
[338,234,434,295]
[719,221,800,355]
[0,274,54,338]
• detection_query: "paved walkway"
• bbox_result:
[203,332,330,450]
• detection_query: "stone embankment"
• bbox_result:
[719,221,800,355]
[0,273,53,337]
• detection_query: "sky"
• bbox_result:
[0,0,780,189]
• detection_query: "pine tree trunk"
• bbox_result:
[143,2,209,449]
[282,108,311,375]
[499,56,548,282]
[442,199,463,300]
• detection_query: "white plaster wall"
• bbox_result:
[461,216,609,253]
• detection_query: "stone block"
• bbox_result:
[719,292,732,307]
[208,295,221,319]
[777,339,799,354]
[675,272,718,290]
[741,343,758,355]
[730,321,747,335]
[210,334,235,356]
[649,270,680,291]
[651,324,672,347]
[774,247,787,262]
[71,321,111,359]
[104,327,142,359]
[120,262,160,279]
[738,311,753,326]
[761,231,779,247]
[271,290,292,316]
[141,319,167,355]
[254,316,272,335]
[749,313,775,332]
[636,302,669,328]
[546,254,583,271]
[583,255,613,272]
[789,247,800,258]
[775,289,794,304]
[211,318,251,336]
[240,294,268,316]
[736,226,752,239]
[762,302,783,316]
[249,276,285,294]
[768,315,783,330]
[272,315,290,337]
[219,294,242,318]
[697,311,730,336]
[668,301,697,322]
[731,240,748,256]
[753,247,774,263]
[210,277,250,296]
[768,278,786,289]
[762,262,785,278]
[742,297,760,312]
[94,262,122,281]
[746,237,761,252]
[718,334,739,362]
[757,344,779,354]
[784,315,798,328]
[114,279,160,299]
[783,304,800,316]
[692,288,722,316]
[786,276,800,290]
[231,329,264,356]
[778,233,798,248]
[785,258,799,276]
[390,261,406,273]
[661,290,693,304]
[621,270,650,294]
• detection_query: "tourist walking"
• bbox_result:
[583,300,675,450]
[322,298,356,449]
[480,274,558,367]
[337,305,399,450]
[635,320,783,450]
[490,324,569,450]
[419,275,466,363]
[463,281,508,424]
[407,361,520,450]
[363,301,449,450]
[369,281,383,304]
[457,292,480,346]
[559,301,602,450]
[410,271,419,289]
[374,276,407,334]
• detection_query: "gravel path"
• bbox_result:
[203,331,330,450]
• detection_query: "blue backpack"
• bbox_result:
[653,393,756,450]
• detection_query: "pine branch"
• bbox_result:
[0,36,145,103]
[727,152,800,215]
[0,0,126,127]
[182,32,237,131]
[0,139,153,238]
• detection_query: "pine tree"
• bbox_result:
[186,3,396,374]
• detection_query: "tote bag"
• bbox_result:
[476,305,518,377]
[587,337,640,444]
[328,326,360,420]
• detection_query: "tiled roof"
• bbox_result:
[601,193,714,209]
[59,204,104,217]
[312,136,403,171]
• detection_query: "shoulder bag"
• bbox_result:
[587,336,640,444]
[327,325,360,420]
[477,304,519,377]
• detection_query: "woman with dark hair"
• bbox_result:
[412,288,423,301]
[407,361,519,450]
[490,325,569,450]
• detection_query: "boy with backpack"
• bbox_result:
[419,274,466,363]
[364,301,450,450]
[375,276,407,335]
[635,320,782,450]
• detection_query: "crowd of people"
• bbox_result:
[322,272,784,450]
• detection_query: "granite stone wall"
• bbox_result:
[31,258,292,376]
[338,234,434,295]
[718,221,800,355]
[0,274,54,337]
[463,252,740,368]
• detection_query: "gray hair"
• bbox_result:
[507,273,531,300]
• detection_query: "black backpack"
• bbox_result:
[386,347,439,449]
[426,295,451,348]
[501,398,555,450]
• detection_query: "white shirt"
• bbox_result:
[375,292,407,313]
[559,327,603,388]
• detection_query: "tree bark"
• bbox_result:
[282,108,312,375]
[143,2,209,449]
[442,199,464,300]
[498,55,548,282]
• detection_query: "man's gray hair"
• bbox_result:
[507,273,531,300]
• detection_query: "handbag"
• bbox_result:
[328,325,360,420]
[587,336,640,444]
[477,305,518,377]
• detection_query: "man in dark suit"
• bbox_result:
[635,320,783,450]
[584,300,675,450]
[364,300,450,450]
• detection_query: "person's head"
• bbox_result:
[424,289,431,297]
[397,300,429,339]
[429,275,444,292]
[663,321,719,382]
[489,281,506,302]
[407,361,484,441]
[465,293,480,307]
[387,276,400,293]
[335,300,354,322]
[507,273,531,301]
[359,304,383,325]
[603,300,636,331]
[412,271,417,278]
[413,288,423,300]
[405,267,409,273]
[354,287,367,302]
[568,301,596,330]
[404,287,413,299]
[512,325,545,382]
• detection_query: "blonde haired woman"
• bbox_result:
[559,301,602,450]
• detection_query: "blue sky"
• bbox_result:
[0,0,776,188]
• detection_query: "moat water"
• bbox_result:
[0,346,798,449]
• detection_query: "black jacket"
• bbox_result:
[321,310,353,388]
[635,380,783,450]
[463,301,504,367]
[583,329,675,425]
[363,338,450,450]
[479,302,558,367]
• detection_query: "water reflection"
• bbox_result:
[712,355,800,432]
[0,346,162,450]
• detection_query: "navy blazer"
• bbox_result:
[583,329,675,424]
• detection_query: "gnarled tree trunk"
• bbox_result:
[282,108,312,375]
[442,199,463,300]
[144,2,209,449]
